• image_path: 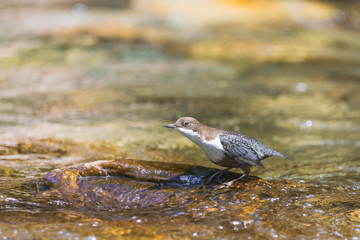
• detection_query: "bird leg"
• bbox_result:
[223,168,250,187]
[205,167,232,185]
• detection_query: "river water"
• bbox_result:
[0,0,359,239]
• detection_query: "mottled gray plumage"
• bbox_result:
[220,131,286,168]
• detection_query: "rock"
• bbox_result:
[35,159,246,209]
[29,159,360,238]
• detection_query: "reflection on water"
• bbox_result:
[0,0,359,238]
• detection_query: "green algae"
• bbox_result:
[0,42,117,67]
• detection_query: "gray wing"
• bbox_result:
[219,133,283,167]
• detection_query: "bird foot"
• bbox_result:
[220,174,248,188]
[205,171,222,185]
[205,167,232,185]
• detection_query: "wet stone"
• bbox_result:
[34,159,245,209]
[27,159,360,238]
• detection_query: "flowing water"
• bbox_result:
[0,0,359,239]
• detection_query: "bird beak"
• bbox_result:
[164,123,176,129]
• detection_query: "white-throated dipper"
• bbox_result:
[164,117,286,184]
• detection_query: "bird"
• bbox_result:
[164,117,286,185]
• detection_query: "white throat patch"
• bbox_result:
[176,127,225,163]
[176,128,203,144]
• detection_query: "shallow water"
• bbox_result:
[0,0,360,239]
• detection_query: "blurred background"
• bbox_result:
[0,0,359,238]
[1,0,359,175]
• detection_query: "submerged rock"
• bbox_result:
[30,159,360,238]
[35,159,246,209]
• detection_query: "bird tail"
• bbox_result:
[272,150,287,159]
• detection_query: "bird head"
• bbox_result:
[164,117,203,141]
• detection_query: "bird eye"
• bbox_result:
[183,121,190,127]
